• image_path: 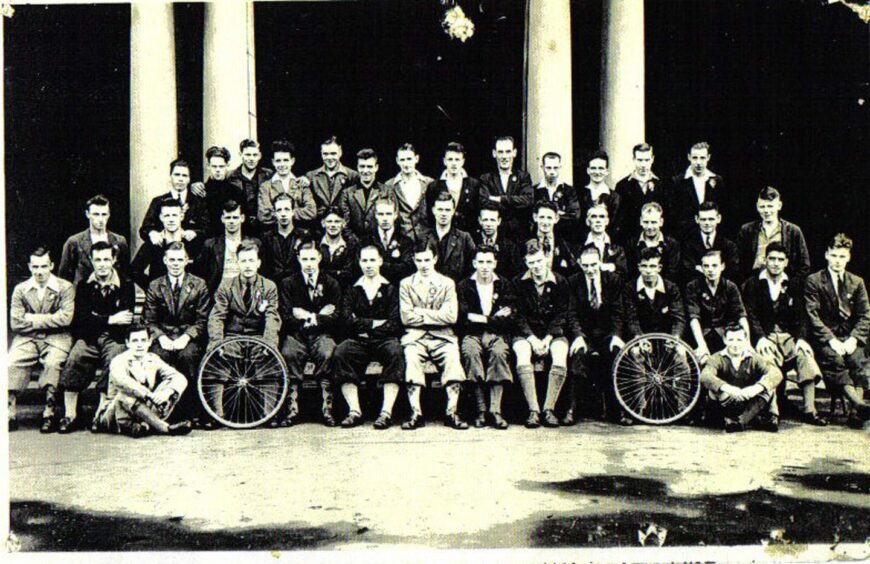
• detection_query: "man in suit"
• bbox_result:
[615,143,670,243]
[421,192,476,282]
[582,204,628,278]
[804,234,870,428]
[331,244,404,429]
[424,141,487,236]
[59,194,130,285]
[139,158,209,246]
[305,136,360,224]
[132,200,201,291]
[628,202,681,282]
[194,200,264,292]
[622,247,686,341]
[94,323,192,437]
[277,240,342,427]
[362,197,414,285]
[578,151,623,241]
[473,203,522,279]
[227,139,275,232]
[566,246,628,426]
[257,139,317,233]
[671,142,729,238]
[261,193,305,283]
[736,186,810,285]
[512,239,572,428]
[458,245,517,429]
[319,207,360,286]
[201,146,250,237]
[741,242,825,425]
[338,148,393,239]
[399,239,468,430]
[384,143,433,242]
[532,201,580,278]
[8,247,74,432]
[58,241,135,433]
[533,151,581,238]
[681,201,740,285]
[143,242,211,426]
[480,136,534,240]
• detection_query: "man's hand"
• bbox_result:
[610,335,625,352]
[843,337,859,355]
[297,176,311,189]
[488,195,502,203]
[190,181,206,198]
[740,383,765,399]
[718,383,742,404]
[795,339,814,358]
[174,334,191,350]
[600,263,616,273]
[404,311,424,325]
[467,313,488,323]
[182,229,197,241]
[372,319,386,329]
[569,336,588,356]
[829,338,847,356]
[148,230,163,246]
[292,307,311,320]
[493,306,512,318]
[108,310,134,325]
[756,337,776,359]
[694,342,710,363]
[319,304,336,316]
[157,335,175,350]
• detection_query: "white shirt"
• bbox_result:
[441,169,468,201]
[379,227,395,248]
[354,274,389,302]
[636,275,666,301]
[585,232,611,261]
[272,172,298,193]
[759,270,787,302]
[320,235,347,259]
[684,167,714,203]
[586,183,611,203]
[22,274,62,303]
[435,225,451,241]
[168,273,185,292]
[499,170,512,192]
[701,230,717,249]
[171,187,189,207]
[223,236,242,280]
[395,173,425,209]
[89,230,109,244]
[473,274,498,317]
[829,268,845,296]
[586,273,602,304]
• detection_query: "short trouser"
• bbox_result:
[403,334,465,387]
[8,335,72,391]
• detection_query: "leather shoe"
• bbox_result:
[197,418,221,430]
[373,412,392,430]
[57,417,80,434]
[90,418,101,433]
[541,409,560,428]
[168,420,193,436]
[490,413,509,430]
[129,422,149,438]
[798,411,828,427]
[445,412,469,430]
[322,410,337,428]
[40,417,58,434]
[472,413,487,428]
[341,411,364,428]
[756,414,779,433]
[847,415,867,430]
[525,411,541,429]
[560,409,577,426]
[8,418,19,432]
[401,413,425,430]
[724,417,745,433]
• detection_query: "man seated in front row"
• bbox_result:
[741,242,826,425]
[512,239,571,428]
[8,247,74,432]
[458,245,517,429]
[700,324,782,433]
[331,244,405,429]
[94,323,192,438]
[622,247,686,342]
[399,239,468,430]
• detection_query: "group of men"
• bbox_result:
[8,135,870,437]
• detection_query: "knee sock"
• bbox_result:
[320,380,334,415]
[474,385,487,414]
[801,382,817,414]
[407,384,422,415]
[738,396,769,426]
[490,384,504,415]
[543,365,568,411]
[43,385,58,418]
[64,391,79,420]
[341,383,361,415]
[287,383,299,414]
[381,383,399,416]
[8,392,17,420]
[517,364,539,413]
[445,383,461,415]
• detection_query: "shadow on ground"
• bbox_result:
[10,501,357,551]
[521,474,870,547]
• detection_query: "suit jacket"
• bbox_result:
[58,229,130,286]
[736,219,810,284]
[804,269,870,345]
[362,228,414,285]
[384,172,434,242]
[623,277,686,339]
[680,230,740,285]
[107,350,187,402]
[305,164,360,222]
[567,271,624,341]
[340,277,402,340]
[627,235,682,283]
[479,169,534,237]
[260,228,305,283]
[685,278,746,334]
[533,182,581,237]
[143,273,211,342]
[71,271,136,342]
[9,275,75,342]
[278,271,342,337]
[670,172,730,238]
[193,235,264,293]
[337,180,393,239]
[541,235,582,278]
[512,271,571,339]
[399,271,459,344]
[130,237,201,292]
[581,236,629,279]
[319,234,360,287]
[138,191,209,242]
[457,276,517,337]
[615,174,671,242]
[207,274,281,349]
[422,227,476,282]
[257,175,317,229]
[424,177,487,236]
[472,230,523,279]
[741,273,806,343]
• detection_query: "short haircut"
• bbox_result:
[356,148,378,162]
[533,200,559,215]
[445,141,465,156]
[397,142,417,154]
[239,138,259,152]
[586,203,609,218]
[358,243,382,259]
[580,244,602,259]
[90,240,117,257]
[413,238,438,256]
[272,192,295,207]
[697,201,720,214]
[164,241,187,255]
[587,150,609,167]
[479,201,501,215]
[494,135,515,147]
[541,151,561,164]
[432,191,455,207]
[321,135,340,147]
[524,239,543,257]
[297,237,320,253]
[757,186,781,201]
[206,146,231,162]
[475,244,498,259]
[85,194,110,210]
[690,141,711,153]
[271,139,295,158]
[127,321,150,339]
[640,202,664,217]
[169,158,190,174]
[764,242,788,257]
[321,205,343,220]
[828,233,853,251]
[159,199,183,213]
[237,239,260,257]
[724,323,746,337]
[702,249,723,263]
[638,247,663,263]
[222,199,242,214]
[29,246,51,260]
[632,143,654,157]
[374,196,397,212]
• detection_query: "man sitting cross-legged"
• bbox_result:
[331,244,405,429]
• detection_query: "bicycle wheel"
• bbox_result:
[612,333,701,425]
[197,336,289,429]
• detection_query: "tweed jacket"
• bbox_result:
[207,274,281,349]
[399,271,459,345]
[143,273,211,342]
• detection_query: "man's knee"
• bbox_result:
[461,336,483,360]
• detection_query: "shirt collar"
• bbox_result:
[585,183,612,196]
[828,268,845,283]
[23,274,61,294]
[629,170,659,182]
[684,167,715,180]
[638,231,665,246]
[522,270,557,284]
[87,269,121,289]
[759,269,788,284]
[636,275,666,295]
[585,232,611,246]
[168,273,185,287]
[440,169,468,180]
[725,348,754,363]
[271,171,297,183]
[536,180,561,190]
[472,272,499,285]
[321,234,346,248]
[392,171,424,184]
[354,275,390,288]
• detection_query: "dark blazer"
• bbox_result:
[278,271,342,337]
[567,271,623,342]
[472,230,523,279]
[131,237,201,292]
[615,174,671,242]
[58,229,130,286]
[736,219,810,284]
[627,236,682,282]
[139,191,209,242]
[685,278,746,333]
[741,273,806,343]
[680,230,740,285]
[319,234,360,287]
[533,183,581,237]
[670,172,729,238]
[422,227,476,282]
[260,228,305,283]
[804,269,870,345]
[424,177,487,236]
[340,278,401,340]
[193,236,264,293]
[71,272,136,343]
[457,276,518,337]
[512,271,571,339]
[203,178,247,237]
[479,169,534,237]
[207,274,281,349]
[583,238,629,279]
[143,273,211,342]
[545,236,582,278]
[622,277,686,339]
[229,164,274,235]
[362,229,414,285]
[337,180,393,239]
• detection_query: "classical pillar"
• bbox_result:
[203,1,257,171]
[130,3,177,251]
[600,0,645,182]
[524,0,573,184]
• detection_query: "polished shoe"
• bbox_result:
[8,418,19,432]
[854,403,870,420]
[129,422,149,438]
[401,413,425,430]
[618,414,635,427]
[57,417,80,434]
[472,413,487,428]
[846,415,866,430]
[756,414,779,433]
[341,411,364,428]
[524,411,541,429]
[373,412,392,430]
[541,409,560,428]
[724,417,745,433]
[90,418,102,433]
[490,412,509,430]
[322,410,337,428]
[798,411,828,427]
[560,409,577,426]
[445,412,469,430]
[167,420,193,436]
[40,417,58,434]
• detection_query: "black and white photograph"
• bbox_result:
[3,0,870,560]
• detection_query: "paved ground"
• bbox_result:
[8,412,870,553]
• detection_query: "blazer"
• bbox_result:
[399,271,459,344]
[533,183,581,237]
[512,271,571,339]
[193,235,264,293]
[138,191,209,242]
[130,237,201,292]
[578,187,624,240]
[622,277,686,339]
[804,269,870,345]
[319,234,360,287]
[340,277,402,340]
[472,230,523,279]
[71,271,136,343]
[58,229,130,286]
[143,273,211,342]
[337,180,393,239]
[260,228,305,284]
[741,273,806,343]
[362,229,414,285]
[567,271,624,341]
[670,172,730,238]
[680,230,740,285]
[736,219,810,283]
[384,172,434,242]
[228,165,275,235]
[457,276,518,337]
[278,271,342,337]
[305,164,360,222]
[478,169,534,237]
[424,177,487,236]
[207,274,281,349]
[9,275,75,341]
[257,175,317,229]
[614,174,671,241]
[543,236,582,278]
[685,278,746,333]
[627,235,682,283]
[107,350,188,402]
[421,227,476,282]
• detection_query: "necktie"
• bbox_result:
[837,274,849,319]
[172,280,182,302]
[542,236,552,255]
[242,281,252,310]
[704,234,712,249]
[590,280,600,310]
[307,274,317,301]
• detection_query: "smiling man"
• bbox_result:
[257,139,316,232]
[305,136,360,223]
[338,148,393,239]
[579,151,623,241]
[479,136,534,240]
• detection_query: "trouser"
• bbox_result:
[59,335,126,393]
[403,334,466,387]
[815,343,870,389]
[151,340,203,421]
[8,335,71,391]
[95,382,183,435]
[331,337,404,385]
[281,334,337,382]
[707,387,778,426]
[568,334,618,419]
[461,333,513,384]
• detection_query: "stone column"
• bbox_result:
[524,0,573,184]
[600,0,645,182]
[130,3,177,251]
[203,1,257,171]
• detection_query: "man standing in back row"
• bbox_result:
[480,136,534,240]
